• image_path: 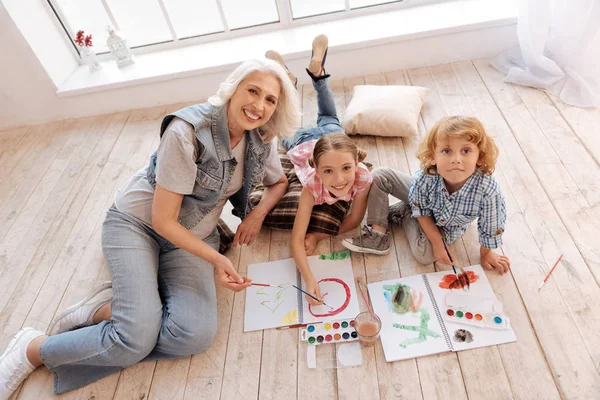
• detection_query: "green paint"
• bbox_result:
[456,311,464,318]
[308,337,316,344]
[341,321,349,328]
[392,307,441,348]
[318,250,350,260]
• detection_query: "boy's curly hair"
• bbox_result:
[417,116,499,175]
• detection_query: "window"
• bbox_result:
[49,0,423,58]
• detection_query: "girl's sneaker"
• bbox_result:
[0,328,45,400]
[48,282,112,335]
[265,50,297,88]
[342,225,390,255]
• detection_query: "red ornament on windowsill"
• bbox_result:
[75,30,101,71]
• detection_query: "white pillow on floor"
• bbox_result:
[343,85,428,137]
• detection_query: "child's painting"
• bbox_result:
[369,275,449,361]
[244,252,360,332]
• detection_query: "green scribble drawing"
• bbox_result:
[392,307,441,348]
[383,282,440,348]
[260,300,284,313]
[319,250,350,260]
[258,283,291,313]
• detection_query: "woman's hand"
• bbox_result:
[305,278,323,306]
[214,253,252,291]
[304,233,318,256]
[233,209,266,248]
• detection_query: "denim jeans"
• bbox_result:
[282,77,344,150]
[39,207,219,394]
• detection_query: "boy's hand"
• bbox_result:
[305,279,323,306]
[433,242,456,266]
[304,233,318,256]
[480,247,510,274]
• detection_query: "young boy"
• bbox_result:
[342,116,510,274]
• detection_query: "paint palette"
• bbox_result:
[444,294,510,330]
[301,319,359,345]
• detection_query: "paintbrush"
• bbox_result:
[292,284,334,309]
[250,283,283,288]
[356,278,373,314]
[442,237,470,290]
[226,279,282,288]
[538,254,563,291]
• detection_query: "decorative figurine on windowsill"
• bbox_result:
[106,26,135,67]
[75,30,101,71]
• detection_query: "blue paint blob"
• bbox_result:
[307,325,315,332]
[494,316,502,324]
[342,332,350,339]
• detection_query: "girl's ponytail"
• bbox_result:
[356,148,367,163]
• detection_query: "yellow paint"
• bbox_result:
[324,323,332,330]
[281,309,298,325]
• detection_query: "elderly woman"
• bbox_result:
[0,59,300,398]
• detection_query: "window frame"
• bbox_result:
[48,0,450,63]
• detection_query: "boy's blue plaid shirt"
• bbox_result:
[408,169,506,248]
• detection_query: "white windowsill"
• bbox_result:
[56,0,516,98]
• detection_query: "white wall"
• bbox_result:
[0,3,517,131]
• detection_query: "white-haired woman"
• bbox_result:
[0,58,300,398]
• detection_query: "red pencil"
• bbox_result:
[538,254,563,291]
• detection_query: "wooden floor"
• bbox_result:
[2,59,600,400]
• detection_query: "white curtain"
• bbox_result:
[492,0,600,108]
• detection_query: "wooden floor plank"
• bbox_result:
[549,95,600,167]
[0,126,39,188]
[0,126,29,171]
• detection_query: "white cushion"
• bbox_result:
[343,85,428,137]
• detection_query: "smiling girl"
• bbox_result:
[264,35,372,305]
[342,116,510,275]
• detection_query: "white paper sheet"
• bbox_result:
[244,252,360,332]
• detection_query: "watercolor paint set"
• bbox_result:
[301,319,359,345]
[444,293,509,330]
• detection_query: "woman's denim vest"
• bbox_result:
[146,102,272,230]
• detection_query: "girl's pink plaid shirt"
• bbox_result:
[287,139,372,205]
